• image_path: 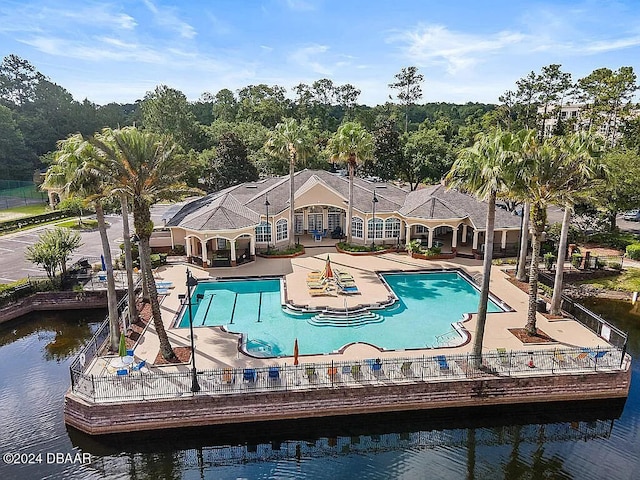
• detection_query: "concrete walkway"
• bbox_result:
[108,250,610,375]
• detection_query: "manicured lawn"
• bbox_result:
[2,204,49,215]
[578,268,640,292]
[56,218,98,229]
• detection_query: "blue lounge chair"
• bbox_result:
[116,369,128,376]
[131,360,146,371]
[243,368,257,382]
[589,350,608,361]
[436,355,449,370]
[338,284,359,295]
[268,366,280,381]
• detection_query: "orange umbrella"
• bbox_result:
[323,255,333,280]
[293,338,299,365]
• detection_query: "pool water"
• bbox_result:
[177,272,505,356]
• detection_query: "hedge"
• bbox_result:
[0,210,73,233]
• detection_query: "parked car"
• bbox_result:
[623,209,640,221]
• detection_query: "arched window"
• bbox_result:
[351,217,363,238]
[367,218,383,239]
[276,219,288,241]
[255,222,271,243]
[384,218,401,239]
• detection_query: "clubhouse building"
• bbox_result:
[161,170,522,268]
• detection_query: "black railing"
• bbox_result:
[69,286,134,388]
[538,272,628,350]
[70,346,627,403]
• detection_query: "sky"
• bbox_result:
[1,0,639,106]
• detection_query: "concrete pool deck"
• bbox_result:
[120,249,611,373]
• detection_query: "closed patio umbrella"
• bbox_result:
[118,332,127,357]
[293,338,299,365]
[323,255,333,280]
[101,254,107,272]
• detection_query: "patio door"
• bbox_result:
[308,213,323,233]
[328,212,341,232]
[294,213,304,234]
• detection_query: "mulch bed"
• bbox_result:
[126,300,189,365]
[508,327,556,343]
[154,346,192,365]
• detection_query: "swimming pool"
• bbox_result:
[177,271,507,357]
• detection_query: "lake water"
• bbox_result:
[1,304,639,479]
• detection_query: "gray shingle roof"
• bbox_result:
[167,191,260,230]
[166,169,521,231]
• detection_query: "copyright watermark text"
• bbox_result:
[3,452,92,465]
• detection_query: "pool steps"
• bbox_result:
[308,311,384,327]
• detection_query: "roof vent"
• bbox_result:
[245,185,258,189]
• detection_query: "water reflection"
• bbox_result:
[0,309,102,360]
[68,400,623,473]
[0,305,637,480]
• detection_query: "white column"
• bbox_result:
[250,235,256,256]
[452,227,458,249]
[230,239,237,263]
[185,236,192,257]
[461,224,468,243]
[501,230,507,250]
[201,238,208,266]
[405,223,411,247]
[472,231,479,250]
[428,228,434,248]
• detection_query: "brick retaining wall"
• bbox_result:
[0,291,109,324]
[64,363,631,435]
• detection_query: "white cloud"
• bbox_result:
[142,0,196,39]
[390,24,526,74]
[289,44,333,75]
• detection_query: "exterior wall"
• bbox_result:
[64,365,631,435]
[0,291,110,324]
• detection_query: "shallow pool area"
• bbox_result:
[176,271,507,357]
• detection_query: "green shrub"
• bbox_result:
[263,244,304,256]
[589,231,638,251]
[544,252,555,270]
[571,254,583,269]
[170,245,185,255]
[546,223,584,248]
[609,262,622,271]
[424,246,442,256]
[337,242,386,253]
[150,253,161,267]
[626,243,640,260]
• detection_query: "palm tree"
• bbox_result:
[328,122,374,244]
[445,129,518,365]
[44,134,120,352]
[517,133,597,335]
[265,118,313,247]
[90,126,202,362]
[119,192,137,329]
[515,202,530,282]
[549,132,605,315]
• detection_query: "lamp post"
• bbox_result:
[264,195,271,253]
[181,269,200,393]
[371,189,379,249]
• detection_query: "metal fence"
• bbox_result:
[0,180,46,209]
[538,272,628,350]
[70,345,626,403]
[69,293,130,389]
